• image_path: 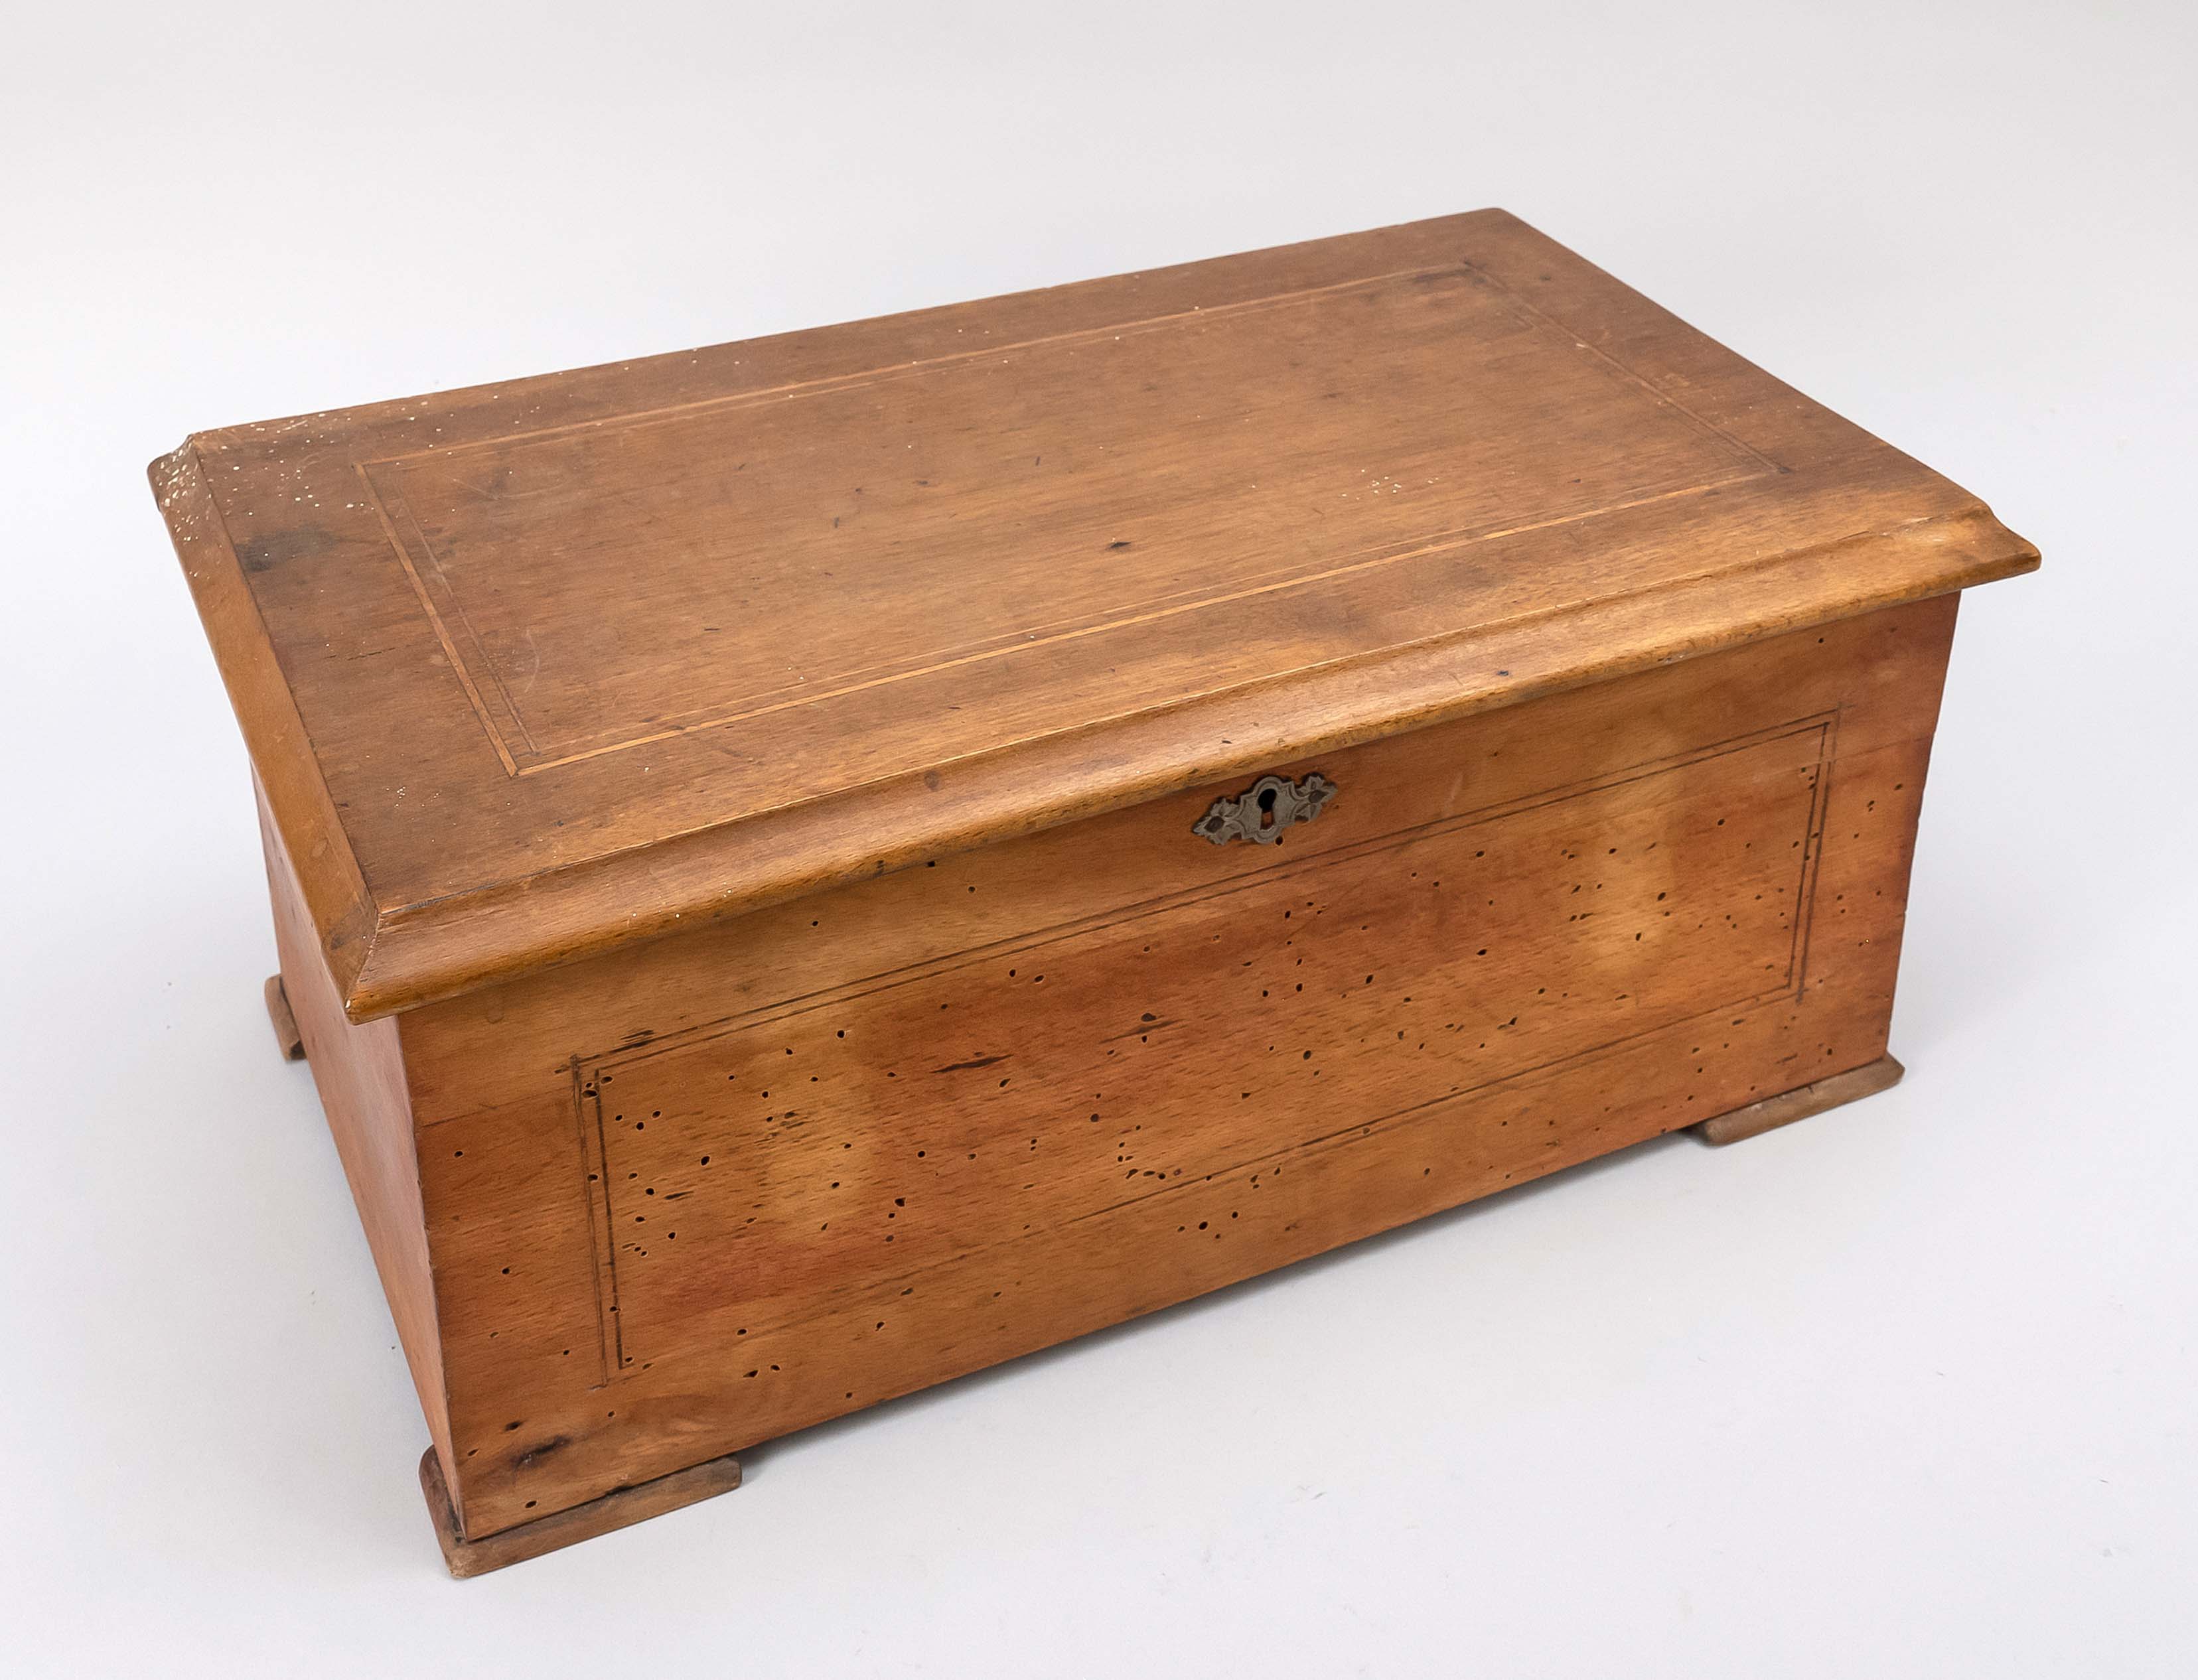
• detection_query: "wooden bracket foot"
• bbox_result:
[263,974,305,1062]
[1696,1054,1904,1146]
[419,1446,743,1578]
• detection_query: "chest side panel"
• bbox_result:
[581,717,1827,1373]
[406,596,1956,1535]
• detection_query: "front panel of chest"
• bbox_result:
[404,596,1957,1537]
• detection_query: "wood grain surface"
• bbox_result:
[1696,1054,1906,1145]
[260,778,458,1513]
[400,598,1956,1539]
[177,214,2040,1562]
[417,1446,740,1578]
[155,210,2036,1022]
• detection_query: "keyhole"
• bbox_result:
[1257,786,1278,829]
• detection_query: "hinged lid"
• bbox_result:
[154,209,2036,1021]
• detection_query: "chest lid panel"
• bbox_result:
[153,209,2035,1020]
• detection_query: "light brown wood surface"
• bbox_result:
[418,1447,740,1578]
[385,598,1954,1543]
[1697,1054,1906,1145]
[260,782,457,1509]
[157,210,2035,1023]
[262,975,304,1062]
[173,211,2039,1571]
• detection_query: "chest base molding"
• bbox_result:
[418,1445,743,1580]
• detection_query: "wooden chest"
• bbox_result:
[153,210,2036,1574]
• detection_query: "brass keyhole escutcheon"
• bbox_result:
[1194,772,1337,846]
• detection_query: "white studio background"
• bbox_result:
[2,3,2192,1674]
